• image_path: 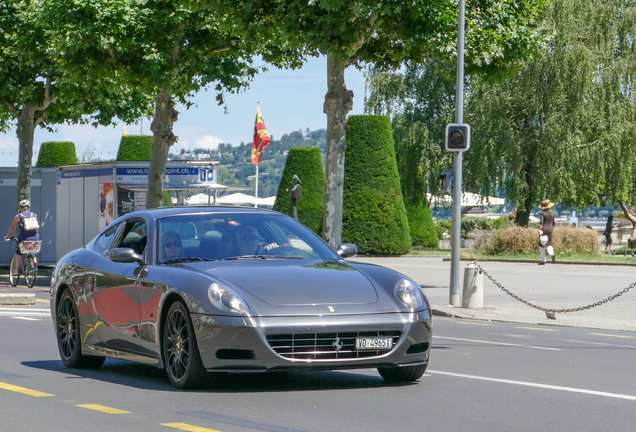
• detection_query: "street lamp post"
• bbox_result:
[449,0,467,306]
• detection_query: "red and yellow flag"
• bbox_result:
[251,106,271,165]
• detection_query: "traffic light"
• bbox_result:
[440,169,453,195]
[445,123,471,152]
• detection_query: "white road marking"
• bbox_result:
[434,335,560,351]
[11,317,40,321]
[428,370,636,401]
[565,339,636,349]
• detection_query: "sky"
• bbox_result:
[0,56,367,167]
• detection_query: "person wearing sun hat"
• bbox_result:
[538,199,556,265]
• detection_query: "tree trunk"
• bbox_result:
[146,89,178,209]
[15,105,37,212]
[618,202,636,243]
[322,54,354,247]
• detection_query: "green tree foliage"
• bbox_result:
[36,142,77,167]
[245,0,545,247]
[343,116,411,255]
[117,136,153,161]
[273,147,325,235]
[406,201,439,248]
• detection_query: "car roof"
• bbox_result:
[124,205,282,221]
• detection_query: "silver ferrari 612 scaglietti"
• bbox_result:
[51,207,432,389]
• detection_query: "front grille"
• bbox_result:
[266,331,401,360]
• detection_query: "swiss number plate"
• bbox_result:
[355,337,393,350]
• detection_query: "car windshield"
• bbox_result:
[156,212,341,263]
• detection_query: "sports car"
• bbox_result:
[50,207,432,389]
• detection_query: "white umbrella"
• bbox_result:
[217,192,258,205]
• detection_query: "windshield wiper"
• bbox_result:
[222,255,303,260]
[164,257,217,264]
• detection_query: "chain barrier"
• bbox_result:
[471,261,636,319]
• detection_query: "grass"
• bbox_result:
[410,247,451,256]
[460,250,636,264]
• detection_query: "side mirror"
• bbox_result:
[336,243,358,259]
[109,248,144,265]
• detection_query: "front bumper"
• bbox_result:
[191,310,432,372]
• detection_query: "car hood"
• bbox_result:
[200,259,379,306]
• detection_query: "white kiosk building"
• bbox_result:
[56,160,224,260]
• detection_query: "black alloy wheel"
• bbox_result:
[24,257,36,288]
[8,256,19,287]
[56,290,105,369]
[163,301,206,389]
[378,363,427,383]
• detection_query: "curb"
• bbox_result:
[0,293,36,305]
[442,257,636,266]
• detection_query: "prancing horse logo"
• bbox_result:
[332,337,343,352]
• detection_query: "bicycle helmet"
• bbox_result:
[19,199,30,209]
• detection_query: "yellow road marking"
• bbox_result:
[515,326,558,332]
[77,404,130,414]
[590,333,635,339]
[35,298,49,304]
[162,424,222,432]
[452,321,492,326]
[0,382,53,397]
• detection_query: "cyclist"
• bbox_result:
[4,199,39,277]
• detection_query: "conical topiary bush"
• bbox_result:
[36,141,78,167]
[273,147,325,235]
[117,135,153,161]
[343,115,411,255]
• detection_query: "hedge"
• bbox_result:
[273,147,325,235]
[36,141,77,167]
[117,135,153,161]
[406,198,439,248]
[342,115,411,255]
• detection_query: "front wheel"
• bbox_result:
[378,363,427,383]
[56,290,105,369]
[24,257,36,288]
[163,301,206,389]
[9,256,19,287]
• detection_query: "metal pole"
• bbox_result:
[449,0,466,306]
[254,164,259,208]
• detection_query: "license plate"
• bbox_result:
[355,337,393,350]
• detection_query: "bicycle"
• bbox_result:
[5,237,40,288]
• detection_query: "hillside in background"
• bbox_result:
[168,128,326,197]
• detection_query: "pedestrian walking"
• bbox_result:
[604,215,618,251]
[538,199,556,265]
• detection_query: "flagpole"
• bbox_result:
[255,164,259,208]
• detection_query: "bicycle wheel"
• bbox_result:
[24,257,36,288]
[9,256,19,287]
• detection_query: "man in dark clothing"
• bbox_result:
[604,215,617,251]
[539,199,556,265]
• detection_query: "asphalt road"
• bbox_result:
[1,285,635,432]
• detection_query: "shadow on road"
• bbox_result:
[22,359,419,393]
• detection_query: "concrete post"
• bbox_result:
[462,263,483,308]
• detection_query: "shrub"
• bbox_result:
[406,201,439,247]
[435,219,452,240]
[474,225,600,255]
[36,141,77,167]
[343,115,411,255]
[273,147,325,235]
[117,135,153,161]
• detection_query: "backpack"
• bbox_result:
[22,213,39,231]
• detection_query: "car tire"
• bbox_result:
[378,363,427,383]
[56,290,106,369]
[9,256,19,287]
[163,301,206,389]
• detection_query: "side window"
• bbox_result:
[115,220,148,256]
[94,224,120,254]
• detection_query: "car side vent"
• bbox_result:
[405,342,429,354]
[266,331,401,360]
[216,349,257,360]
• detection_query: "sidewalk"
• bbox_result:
[354,256,636,333]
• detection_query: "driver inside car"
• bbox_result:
[228,225,277,256]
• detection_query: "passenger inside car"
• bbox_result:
[162,231,184,261]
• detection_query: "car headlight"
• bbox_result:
[208,282,249,314]
[395,279,425,309]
